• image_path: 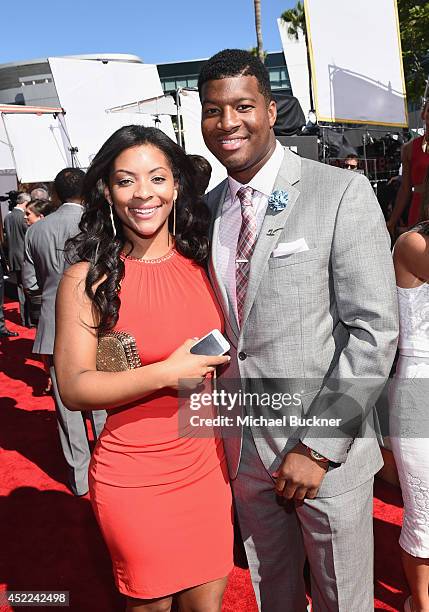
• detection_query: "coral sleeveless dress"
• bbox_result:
[89,249,233,599]
[407,136,429,226]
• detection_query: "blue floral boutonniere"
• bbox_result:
[268,190,288,212]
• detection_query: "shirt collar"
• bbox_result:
[62,202,84,209]
[226,140,285,206]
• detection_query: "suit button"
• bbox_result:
[238,352,247,361]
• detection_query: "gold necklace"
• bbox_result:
[121,248,176,264]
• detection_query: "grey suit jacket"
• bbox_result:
[206,148,399,497]
[22,204,83,355]
[4,208,27,271]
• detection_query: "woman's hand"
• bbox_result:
[163,339,230,389]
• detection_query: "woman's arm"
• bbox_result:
[387,142,412,234]
[54,262,229,411]
[393,230,429,286]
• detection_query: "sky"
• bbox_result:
[0,0,296,66]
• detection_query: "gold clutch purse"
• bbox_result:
[96,331,142,371]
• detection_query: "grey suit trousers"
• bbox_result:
[232,426,374,612]
[50,365,106,495]
[15,270,30,327]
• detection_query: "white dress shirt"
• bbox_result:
[62,202,84,209]
[217,140,285,324]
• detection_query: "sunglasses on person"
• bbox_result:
[344,163,358,169]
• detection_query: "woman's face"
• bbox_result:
[107,144,178,242]
[25,206,41,225]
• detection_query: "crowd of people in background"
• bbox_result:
[0,49,429,612]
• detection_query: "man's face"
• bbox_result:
[344,158,358,171]
[200,75,277,183]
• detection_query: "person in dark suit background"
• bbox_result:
[4,192,31,326]
[0,240,18,338]
[23,198,58,331]
[23,168,106,495]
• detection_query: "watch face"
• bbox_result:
[309,449,328,463]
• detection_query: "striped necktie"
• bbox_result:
[236,186,256,326]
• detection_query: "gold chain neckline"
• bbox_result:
[121,248,176,264]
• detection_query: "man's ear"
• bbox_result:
[268,99,277,128]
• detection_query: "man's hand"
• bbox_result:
[273,442,328,501]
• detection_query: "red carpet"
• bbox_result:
[0,299,408,611]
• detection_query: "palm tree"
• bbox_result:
[281,1,314,111]
[254,0,265,63]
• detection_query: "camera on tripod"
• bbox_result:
[0,190,19,210]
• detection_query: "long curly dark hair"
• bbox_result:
[67,125,211,332]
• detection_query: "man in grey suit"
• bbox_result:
[198,50,398,611]
[4,192,31,327]
[23,168,106,496]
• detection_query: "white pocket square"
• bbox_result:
[271,238,309,258]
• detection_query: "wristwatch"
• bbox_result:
[305,445,329,464]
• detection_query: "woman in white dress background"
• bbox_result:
[390,176,429,612]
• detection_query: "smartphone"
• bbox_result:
[190,329,230,356]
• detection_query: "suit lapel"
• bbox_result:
[241,149,302,328]
[208,181,240,342]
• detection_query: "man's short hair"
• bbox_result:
[198,49,272,105]
[30,185,49,200]
[345,154,358,161]
[16,192,31,206]
[54,167,85,203]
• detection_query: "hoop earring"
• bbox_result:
[168,199,176,248]
[172,199,176,236]
[108,203,117,238]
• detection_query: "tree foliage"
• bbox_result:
[249,47,268,61]
[281,1,306,40]
[397,0,429,102]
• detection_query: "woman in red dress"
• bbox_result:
[387,99,429,233]
[54,126,233,612]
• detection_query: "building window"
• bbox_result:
[187,77,198,88]
[162,80,176,91]
[161,68,291,92]
[268,66,290,90]
[160,74,199,92]
[20,76,53,86]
